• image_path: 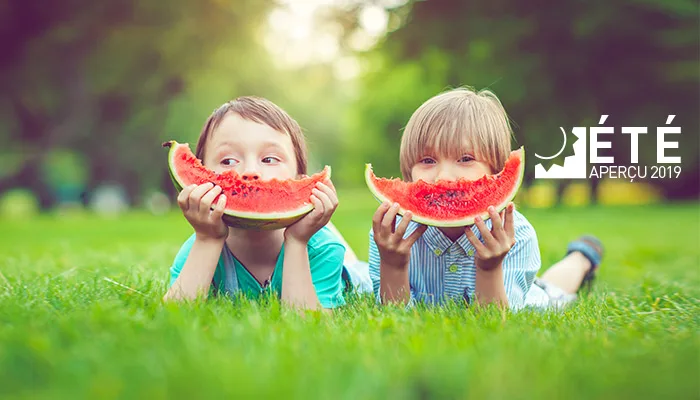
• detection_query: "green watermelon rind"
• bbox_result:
[364,147,525,227]
[163,140,326,230]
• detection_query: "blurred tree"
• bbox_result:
[342,0,699,201]
[0,0,275,208]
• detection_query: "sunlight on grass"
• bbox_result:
[520,180,663,208]
[0,196,698,399]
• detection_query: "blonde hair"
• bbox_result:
[399,87,514,181]
[196,96,308,175]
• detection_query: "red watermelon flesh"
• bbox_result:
[163,140,330,230]
[365,147,525,227]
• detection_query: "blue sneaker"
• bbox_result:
[566,235,604,292]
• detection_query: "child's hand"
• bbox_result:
[372,202,427,268]
[465,202,515,271]
[177,182,228,242]
[284,181,339,244]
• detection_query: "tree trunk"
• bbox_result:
[555,180,569,207]
[0,160,56,210]
[589,177,600,205]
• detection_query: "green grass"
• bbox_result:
[0,190,698,399]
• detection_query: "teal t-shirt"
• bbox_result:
[168,226,347,308]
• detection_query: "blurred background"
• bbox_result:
[1,0,698,218]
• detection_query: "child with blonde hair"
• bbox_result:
[369,87,604,309]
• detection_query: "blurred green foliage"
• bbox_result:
[1,0,697,209]
[339,0,699,198]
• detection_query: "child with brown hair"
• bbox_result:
[164,96,350,311]
[369,87,604,309]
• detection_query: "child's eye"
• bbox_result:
[419,157,436,164]
[459,155,474,163]
[221,158,238,167]
[262,156,281,164]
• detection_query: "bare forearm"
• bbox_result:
[474,266,508,307]
[281,237,321,310]
[379,262,411,305]
[164,237,224,301]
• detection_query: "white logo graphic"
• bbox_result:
[534,126,587,179]
[534,115,682,181]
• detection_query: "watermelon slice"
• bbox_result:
[364,147,525,227]
[163,140,330,230]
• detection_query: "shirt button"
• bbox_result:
[467,249,474,257]
[448,264,458,273]
[434,249,443,256]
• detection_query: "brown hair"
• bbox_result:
[195,96,308,175]
[399,86,514,181]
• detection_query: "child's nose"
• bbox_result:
[436,166,456,181]
[241,171,260,180]
[240,160,261,180]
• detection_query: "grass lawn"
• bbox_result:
[0,189,698,399]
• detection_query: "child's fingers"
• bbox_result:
[309,195,327,226]
[177,185,196,211]
[488,206,506,241]
[327,178,337,193]
[301,195,324,226]
[322,182,339,206]
[499,210,507,239]
[316,181,338,204]
[381,202,400,235]
[504,203,515,238]
[372,202,390,234]
[210,194,227,220]
[312,189,335,223]
[199,185,222,214]
[465,228,488,255]
[403,224,427,249]
[188,182,214,210]
[395,211,413,238]
[309,194,324,217]
[474,216,496,247]
[313,186,336,211]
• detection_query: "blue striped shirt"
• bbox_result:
[368,210,549,310]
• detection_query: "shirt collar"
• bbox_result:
[421,224,478,256]
[422,226,453,256]
[456,225,478,255]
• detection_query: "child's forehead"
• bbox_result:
[206,114,292,150]
[420,135,478,156]
[211,114,278,138]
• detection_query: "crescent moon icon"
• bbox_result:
[535,127,568,160]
